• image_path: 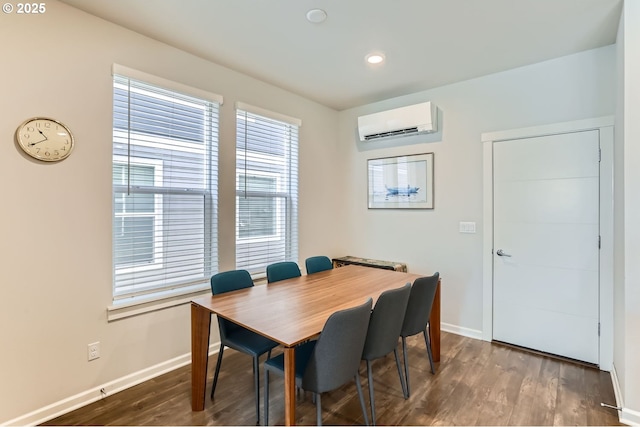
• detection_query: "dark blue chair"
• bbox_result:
[263,298,373,426]
[305,256,333,274]
[210,269,279,424]
[400,272,440,397]
[361,283,411,425]
[266,261,301,283]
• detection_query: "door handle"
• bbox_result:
[496,249,512,257]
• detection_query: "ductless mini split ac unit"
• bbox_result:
[357,101,438,142]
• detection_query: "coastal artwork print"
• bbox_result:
[367,153,434,209]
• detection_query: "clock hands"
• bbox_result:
[29,139,46,146]
[29,130,49,147]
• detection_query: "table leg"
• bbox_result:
[191,303,211,411]
[283,346,296,425]
[429,279,441,363]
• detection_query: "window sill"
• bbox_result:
[107,283,211,321]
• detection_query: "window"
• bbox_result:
[237,173,278,238]
[113,158,163,270]
[112,66,221,304]
[235,104,300,275]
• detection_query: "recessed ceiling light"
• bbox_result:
[365,52,385,65]
[306,9,327,23]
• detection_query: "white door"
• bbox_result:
[493,130,600,364]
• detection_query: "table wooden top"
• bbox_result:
[191,264,422,347]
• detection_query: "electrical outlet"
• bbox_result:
[88,342,100,361]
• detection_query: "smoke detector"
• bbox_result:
[306,9,327,23]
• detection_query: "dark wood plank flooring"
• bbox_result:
[43,332,621,426]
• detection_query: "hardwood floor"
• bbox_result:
[43,332,621,426]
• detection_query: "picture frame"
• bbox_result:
[367,153,434,209]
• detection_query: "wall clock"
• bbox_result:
[15,117,74,162]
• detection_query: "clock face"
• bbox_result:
[16,117,74,162]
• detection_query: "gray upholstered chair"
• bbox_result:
[400,272,440,397]
[361,283,411,425]
[210,269,279,424]
[305,255,333,274]
[266,261,301,283]
[263,298,373,426]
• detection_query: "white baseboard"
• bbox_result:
[10,326,634,426]
[2,342,221,426]
[621,407,640,426]
[611,364,624,408]
[3,325,480,425]
[441,322,483,340]
[608,364,640,426]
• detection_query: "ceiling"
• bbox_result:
[59,0,622,111]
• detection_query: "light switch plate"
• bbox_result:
[459,221,476,233]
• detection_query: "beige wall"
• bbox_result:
[0,1,341,423]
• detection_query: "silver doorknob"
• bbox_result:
[496,249,512,257]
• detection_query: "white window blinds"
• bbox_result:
[235,104,299,275]
[112,70,220,302]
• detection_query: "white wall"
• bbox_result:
[617,1,640,423]
[337,46,616,337]
[613,0,627,415]
[0,1,341,423]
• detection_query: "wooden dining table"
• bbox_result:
[190,264,441,426]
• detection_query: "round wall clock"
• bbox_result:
[15,117,74,162]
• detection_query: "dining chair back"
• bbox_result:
[361,283,411,425]
[400,272,440,397]
[210,269,278,424]
[266,261,301,283]
[305,255,333,274]
[264,298,373,426]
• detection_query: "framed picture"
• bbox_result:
[367,153,434,209]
